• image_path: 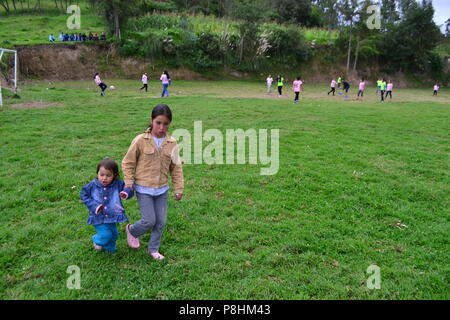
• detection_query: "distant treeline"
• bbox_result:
[2,0,448,82]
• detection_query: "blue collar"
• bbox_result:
[93,178,117,188]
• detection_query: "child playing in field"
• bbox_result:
[276,75,284,97]
[293,76,303,103]
[376,78,382,94]
[356,78,365,100]
[122,104,184,260]
[160,71,171,97]
[342,79,350,97]
[337,76,342,89]
[385,80,393,100]
[94,72,107,96]
[380,78,387,102]
[80,158,134,253]
[140,73,148,92]
[328,78,337,96]
[266,75,273,93]
[433,83,439,96]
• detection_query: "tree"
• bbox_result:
[381,0,400,28]
[315,0,340,29]
[352,0,380,70]
[0,0,11,12]
[337,0,360,72]
[446,18,449,37]
[273,0,312,26]
[232,0,267,66]
[89,0,139,39]
[381,0,441,73]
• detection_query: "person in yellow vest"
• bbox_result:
[337,76,342,89]
[376,78,382,94]
[276,75,284,97]
[380,78,387,102]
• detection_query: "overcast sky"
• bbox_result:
[431,0,449,32]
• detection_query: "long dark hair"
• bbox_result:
[147,104,172,131]
[93,72,99,79]
[164,70,171,80]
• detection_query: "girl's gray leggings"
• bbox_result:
[129,191,168,253]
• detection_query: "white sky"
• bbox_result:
[431,0,449,32]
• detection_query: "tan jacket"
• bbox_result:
[122,130,184,195]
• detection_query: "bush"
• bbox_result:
[427,52,448,85]
[121,15,313,73]
[128,15,180,31]
[140,0,177,13]
[265,26,311,65]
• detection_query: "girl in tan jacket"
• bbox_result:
[122,104,184,260]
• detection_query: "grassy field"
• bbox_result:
[0,80,449,299]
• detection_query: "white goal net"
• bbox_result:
[0,48,18,107]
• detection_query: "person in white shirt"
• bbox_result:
[140,73,149,92]
[160,70,171,97]
[266,75,273,93]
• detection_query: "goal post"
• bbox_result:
[0,48,18,107]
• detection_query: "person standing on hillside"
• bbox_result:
[140,73,149,92]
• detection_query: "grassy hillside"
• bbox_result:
[0,8,337,49]
[0,12,105,48]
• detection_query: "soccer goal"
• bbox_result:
[0,48,18,107]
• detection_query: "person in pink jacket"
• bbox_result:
[385,80,393,100]
[328,78,337,96]
[433,83,439,96]
[293,77,303,104]
[356,78,365,101]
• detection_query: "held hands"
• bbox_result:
[175,193,183,201]
[120,191,129,200]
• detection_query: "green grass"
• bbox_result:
[0,7,105,48]
[0,7,337,48]
[0,80,449,299]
